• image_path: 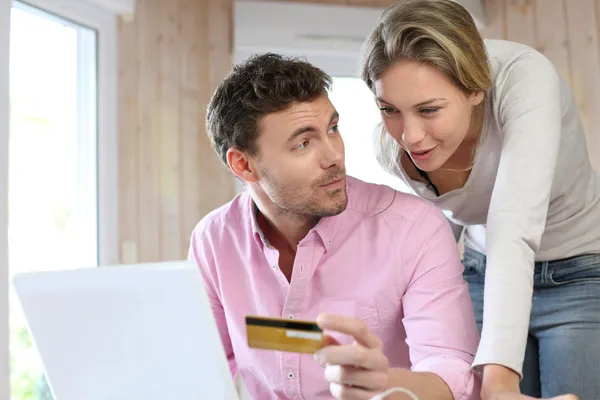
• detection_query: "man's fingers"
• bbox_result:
[322,334,341,347]
[325,364,389,391]
[317,314,382,349]
[329,382,375,400]
[315,343,388,371]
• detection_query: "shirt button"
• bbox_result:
[287,370,294,380]
[288,314,294,319]
[272,265,277,269]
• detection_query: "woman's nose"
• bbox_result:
[401,123,426,146]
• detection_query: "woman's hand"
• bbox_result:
[486,393,578,400]
[314,314,390,400]
[482,365,579,400]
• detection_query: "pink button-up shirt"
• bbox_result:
[189,177,481,400]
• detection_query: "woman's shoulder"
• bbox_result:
[482,38,568,128]
[484,38,549,65]
[484,39,558,87]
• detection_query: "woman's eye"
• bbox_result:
[328,125,339,134]
[379,107,397,116]
[420,107,439,115]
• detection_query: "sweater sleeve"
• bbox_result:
[447,217,465,242]
[472,50,562,376]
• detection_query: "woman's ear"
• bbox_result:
[227,148,259,183]
[470,90,485,107]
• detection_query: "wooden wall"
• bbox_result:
[117,0,600,263]
[117,0,235,264]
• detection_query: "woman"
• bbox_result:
[359,0,600,399]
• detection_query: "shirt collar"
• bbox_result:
[248,197,271,248]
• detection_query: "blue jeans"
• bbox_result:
[462,247,600,400]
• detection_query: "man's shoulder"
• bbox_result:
[190,192,251,242]
[347,176,442,224]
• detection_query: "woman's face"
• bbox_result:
[374,60,484,172]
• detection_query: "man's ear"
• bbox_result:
[227,148,259,183]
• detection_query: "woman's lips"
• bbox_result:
[410,146,436,161]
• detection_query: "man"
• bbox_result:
[189,53,481,400]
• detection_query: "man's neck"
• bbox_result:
[254,201,318,255]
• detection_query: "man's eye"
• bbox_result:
[295,140,309,150]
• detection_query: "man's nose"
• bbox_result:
[321,137,343,168]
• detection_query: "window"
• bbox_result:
[328,77,408,192]
[7,1,117,398]
[10,2,99,269]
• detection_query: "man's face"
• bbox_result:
[250,94,347,218]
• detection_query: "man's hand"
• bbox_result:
[314,313,390,400]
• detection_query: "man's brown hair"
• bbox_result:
[206,53,332,165]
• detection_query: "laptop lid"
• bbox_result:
[12,260,240,400]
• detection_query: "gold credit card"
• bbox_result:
[245,315,325,354]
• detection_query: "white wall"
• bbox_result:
[234,1,386,77]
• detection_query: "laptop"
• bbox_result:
[12,260,251,400]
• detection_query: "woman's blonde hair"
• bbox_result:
[359,0,492,175]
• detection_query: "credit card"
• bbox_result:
[245,315,325,354]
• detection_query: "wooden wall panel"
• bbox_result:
[117,2,139,264]
[534,0,571,87]
[136,0,160,263]
[479,0,505,39]
[505,0,536,48]
[158,0,182,261]
[118,0,235,264]
[566,0,600,172]
[179,0,210,260]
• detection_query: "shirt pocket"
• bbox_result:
[318,298,380,345]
